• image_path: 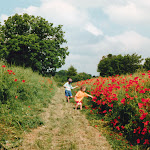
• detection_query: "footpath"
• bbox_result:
[14,87,112,150]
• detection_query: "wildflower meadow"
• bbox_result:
[72,71,150,150]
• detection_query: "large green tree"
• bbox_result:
[97,53,143,77]
[0,13,69,75]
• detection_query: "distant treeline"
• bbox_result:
[54,65,93,85]
[97,53,150,77]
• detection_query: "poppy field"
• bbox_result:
[73,71,150,150]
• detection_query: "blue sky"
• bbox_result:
[1,0,150,75]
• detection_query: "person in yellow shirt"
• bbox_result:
[75,85,93,110]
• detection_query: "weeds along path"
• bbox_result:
[14,87,112,150]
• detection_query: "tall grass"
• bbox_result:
[0,62,56,149]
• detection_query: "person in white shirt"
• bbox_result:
[63,78,78,102]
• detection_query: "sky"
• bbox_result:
[0,0,150,75]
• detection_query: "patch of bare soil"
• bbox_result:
[13,87,112,150]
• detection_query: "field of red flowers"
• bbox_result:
[73,71,150,149]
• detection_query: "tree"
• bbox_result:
[0,23,4,54]
[54,70,68,83]
[78,72,92,80]
[0,13,69,75]
[143,58,150,71]
[67,65,77,77]
[97,56,114,76]
[122,53,143,73]
[97,53,143,77]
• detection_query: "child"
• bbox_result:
[75,85,93,110]
[63,78,78,103]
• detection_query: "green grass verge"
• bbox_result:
[0,62,56,149]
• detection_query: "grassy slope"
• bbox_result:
[0,62,56,149]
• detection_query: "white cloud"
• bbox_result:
[103,0,150,24]
[65,0,150,25]
[0,14,8,25]
[15,0,88,26]
[85,23,103,36]
[15,6,38,15]
[90,30,150,58]
[106,31,150,50]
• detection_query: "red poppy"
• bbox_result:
[119,133,122,136]
[139,90,145,93]
[140,112,148,120]
[142,121,149,126]
[103,110,107,113]
[133,129,137,133]
[22,80,25,83]
[138,103,143,108]
[116,126,120,130]
[121,98,125,104]
[143,139,149,145]
[2,65,6,67]
[137,139,140,144]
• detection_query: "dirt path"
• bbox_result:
[14,87,112,150]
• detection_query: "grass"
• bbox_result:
[0,62,56,149]
[18,86,111,150]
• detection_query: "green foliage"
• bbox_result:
[143,57,150,71]
[71,72,92,82]
[77,72,92,80]
[0,62,55,149]
[67,65,77,77]
[53,70,68,86]
[67,65,92,82]
[0,13,69,75]
[97,53,143,77]
[54,66,92,85]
